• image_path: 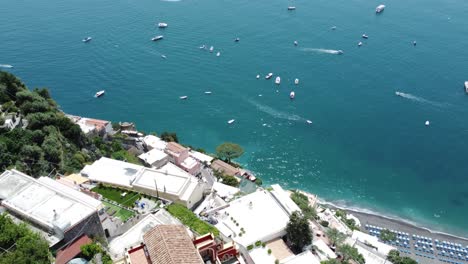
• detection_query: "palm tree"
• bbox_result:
[326,228,346,247]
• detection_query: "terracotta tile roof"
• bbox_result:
[128,245,151,264]
[211,160,239,176]
[55,235,92,264]
[166,142,188,154]
[84,118,109,130]
[143,225,203,264]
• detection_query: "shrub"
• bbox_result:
[247,245,254,251]
[275,260,279,264]
[268,249,272,255]
[166,204,219,236]
[255,241,262,247]
[262,242,266,248]
[320,220,329,227]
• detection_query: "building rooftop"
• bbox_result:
[212,182,240,198]
[282,251,321,264]
[127,245,151,264]
[108,210,181,261]
[166,142,188,156]
[81,157,144,188]
[0,170,100,232]
[138,149,168,166]
[66,115,110,134]
[189,150,214,165]
[142,135,167,151]
[211,160,239,176]
[55,235,92,264]
[313,239,337,260]
[214,188,293,247]
[143,225,203,264]
[181,156,198,170]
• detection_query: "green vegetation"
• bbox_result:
[379,228,396,242]
[326,228,346,247]
[160,131,178,142]
[334,209,358,230]
[80,243,112,264]
[0,213,51,264]
[387,249,418,264]
[0,72,95,177]
[320,259,341,264]
[290,190,317,220]
[166,204,219,236]
[216,142,244,163]
[320,220,329,227]
[92,136,142,166]
[267,248,272,255]
[247,244,254,251]
[103,201,134,222]
[91,184,141,207]
[255,240,262,247]
[337,244,365,264]
[213,169,239,187]
[286,211,312,252]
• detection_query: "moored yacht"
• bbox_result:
[234,38,240,42]
[358,42,363,47]
[180,96,188,100]
[158,22,168,28]
[290,91,295,99]
[95,90,105,98]
[294,40,298,46]
[265,73,273,79]
[216,52,221,57]
[151,35,164,41]
[294,78,299,85]
[228,119,235,124]
[275,76,281,84]
[464,81,468,93]
[362,34,369,39]
[287,6,296,10]
[256,74,260,79]
[376,4,385,13]
[209,46,214,52]
[82,37,92,43]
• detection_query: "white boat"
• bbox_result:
[216,52,221,57]
[228,119,235,124]
[265,73,273,79]
[376,4,385,13]
[464,81,468,93]
[306,120,313,124]
[413,41,417,46]
[234,38,240,42]
[0,64,13,68]
[294,78,299,85]
[161,55,167,59]
[358,42,363,47]
[151,35,164,41]
[256,74,260,79]
[425,120,430,126]
[158,22,168,28]
[290,91,295,99]
[199,45,206,49]
[95,90,105,98]
[275,76,281,84]
[362,34,369,39]
[337,50,344,55]
[204,91,212,94]
[331,26,337,30]
[180,96,188,100]
[287,6,296,10]
[82,37,92,43]
[294,40,298,46]
[209,46,214,52]
[395,91,403,97]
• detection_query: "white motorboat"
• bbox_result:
[294,78,299,85]
[395,91,403,97]
[362,34,369,39]
[413,41,417,46]
[209,46,214,52]
[290,91,295,99]
[180,96,188,100]
[158,22,168,28]
[275,76,281,84]
[331,26,337,30]
[287,6,296,10]
[151,35,164,41]
[234,38,240,42]
[199,45,206,49]
[204,91,212,94]
[256,74,260,79]
[0,64,13,68]
[358,42,363,47]
[464,81,468,93]
[95,90,105,98]
[265,73,273,79]
[216,52,221,57]
[82,37,92,43]
[376,4,385,13]
[228,119,235,124]
[294,40,298,46]
[337,50,344,55]
[161,54,167,59]
[306,120,312,124]
[425,120,430,126]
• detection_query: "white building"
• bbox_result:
[108,210,181,262]
[0,170,104,248]
[351,230,395,256]
[138,148,169,168]
[66,114,113,136]
[189,150,214,165]
[81,157,143,188]
[142,135,167,151]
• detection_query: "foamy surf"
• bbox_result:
[395,91,448,108]
[0,64,13,68]
[301,48,342,54]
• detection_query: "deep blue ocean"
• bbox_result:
[1,0,468,235]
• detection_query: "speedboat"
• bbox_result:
[158,22,168,28]
[358,42,363,47]
[362,34,369,39]
[376,4,385,13]
[275,76,281,84]
[205,91,212,94]
[209,46,214,52]
[294,78,299,85]
[228,119,235,124]
[287,6,296,10]
[294,40,298,46]
[256,75,260,79]
[216,52,221,57]
[337,50,344,55]
[395,91,403,97]
[151,35,163,41]
[306,120,312,124]
[234,38,240,42]
[290,91,295,99]
[95,90,105,98]
[180,96,188,100]
[265,73,273,79]
[82,37,92,43]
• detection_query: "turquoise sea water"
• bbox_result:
[2,0,468,235]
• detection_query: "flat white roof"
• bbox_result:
[352,230,395,255]
[249,247,276,264]
[142,135,167,150]
[0,170,98,231]
[313,239,337,260]
[214,189,291,246]
[270,184,301,215]
[282,251,321,264]
[108,210,181,260]
[181,156,198,170]
[133,163,193,196]
[138,149,168,165]
[212,182,240,198]
[189,150,214,165]
[81,157,144,188]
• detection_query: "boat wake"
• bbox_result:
[0,64,13,68]
[247,99,304,122]
[395,91,448,108]
[160,0,181,2]
[301,48,341,55]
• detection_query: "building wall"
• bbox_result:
[150,156,169,169]
[184,161,201,176]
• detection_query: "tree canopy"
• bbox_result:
[326,228,346,247]
[286,211,312,252]
[216,142,244,163]
[387,249,418,264]
[160,131,178,143]
[0,213,50,264]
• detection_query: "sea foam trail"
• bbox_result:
[160,0,181,2]
[301,48,341,54]
[247,99,305,122]
[0,64,13,68]
[395,91,449,108]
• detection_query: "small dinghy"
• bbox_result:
[306,120,313,124]
[294,78,299,85]
[425,120,430,126]
[180,96,188,100]
[287,6,296,10]
[265,73,273,79]
[294,40,298,46]
[358,42,363,47]
[275,76,281,84]
[234,38,240,42]
[158,22,168,28]
[216,52,221,57]
[161,54,167,59]
[256,74,260,79]
[209,46,214,52]
[82,37,92,43]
